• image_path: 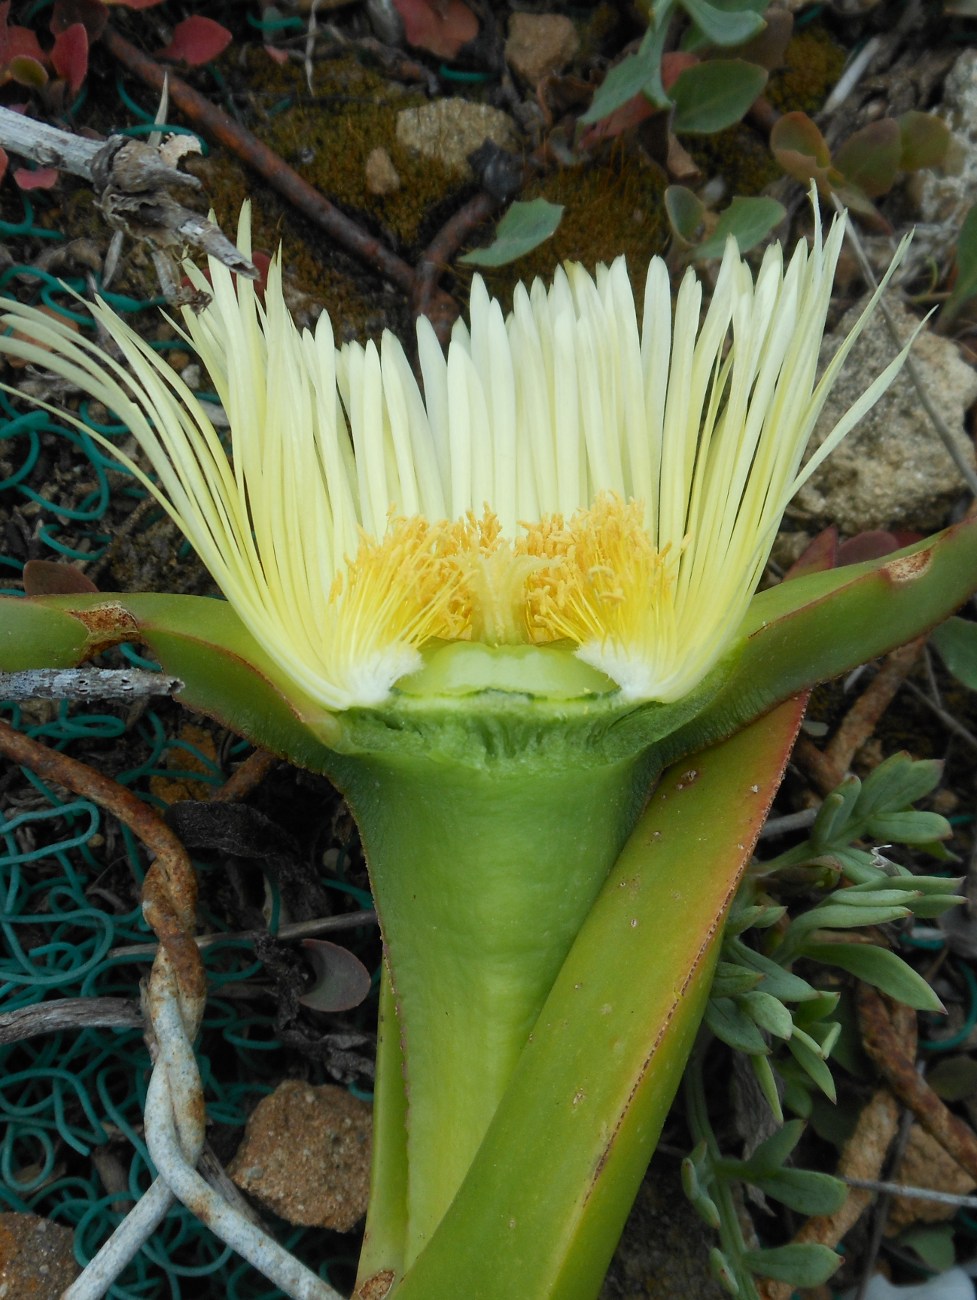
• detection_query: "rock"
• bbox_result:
[599,1162,726,1299]
[886,1124,976,1229]
[795,295,977,533]
[913,49,977,259]
[228,1081,372,1232]
[505,13,580,86]
[396,100,519,178]
[365,147,401,196]
[0,1213,79,1298]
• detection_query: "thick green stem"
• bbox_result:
[336,737,655,1269]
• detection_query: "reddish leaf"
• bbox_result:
[0,145,6,185]
[392,0,478,60]
[263,43,289,66]
[156,15,231,67]
[102,0,166,8]
[0,3,46,69]
[578,92,658,149]
[577,55,693,149]
[770,110,832,180]
[50,0,108,41]
[661,50,697,92]
[14,166,59,189]
[785,528,838,581]
[51,22,88,95]
[23,559,99,596]
[837,530,923,566]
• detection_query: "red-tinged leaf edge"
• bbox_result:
[657,518,977,768]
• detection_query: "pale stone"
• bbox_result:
[229,1081,372,1232]
[795,294,977,533]
[913,49,977,261]
[887,1124,976,1229]
[0,1213,78,1297]
[396,99,519,178]
[505,13,580,86]
[365,146,401,196]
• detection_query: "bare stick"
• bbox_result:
[0,668,183,702]
[0,105,256,278]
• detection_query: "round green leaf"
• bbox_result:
[460,199,564,268]
[694,196,785,259]
[671,59,768,134]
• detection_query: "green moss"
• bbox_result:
[767,27,848,116]
[241,49,473,251]
[461,150,670,311]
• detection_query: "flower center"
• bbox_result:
[330,497,678,700]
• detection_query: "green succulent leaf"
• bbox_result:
[733,1118,804,1176]
[741,1243,841,1286]
[580,21,670,124]
[693,196,785,260]
[460,200,564,268]
[682,1144,722,1228]
[670,60,768,134]
[800,941,943,1012]
[833,119,902,199]
[792,902,911,932]
[664,185,705,244]
[752,1167,848,1216]
[0,596,89,670]
[943,206,977,325]
[710,961,764,997]
[726,941,819,1002]
[855,752,944,819]
[931,615,977,689]
[706,996,771,1054]
[865,810,950,844]
[750,1054,783,1121]
[738,989,793,1039]
[786,1036,836,1101]
[681,0,767,47]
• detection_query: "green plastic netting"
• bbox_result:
[1,152,376,1298]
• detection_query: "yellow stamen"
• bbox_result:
[520,495,680,698]
[324,517,468,703]
[444,511,549,646]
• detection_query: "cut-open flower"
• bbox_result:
[0,204,911,710]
